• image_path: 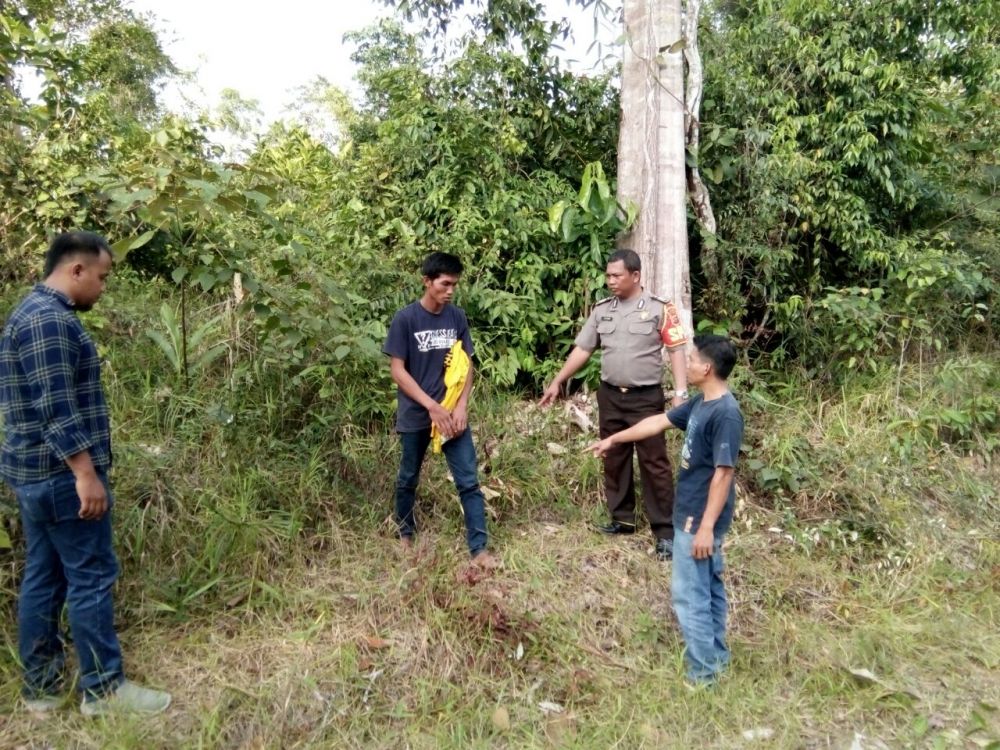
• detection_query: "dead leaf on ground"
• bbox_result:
[847,667,882,687]
[456,560,498,586]
[456,566,484,586]
[565,402,595,432]
[742,727,775,741]
[846,667,922,701]
[482,486,502,501]
[491,706,511,732]
[544,713,577,745]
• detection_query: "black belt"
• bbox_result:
[601,381,660,394]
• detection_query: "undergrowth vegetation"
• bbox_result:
[1,286,997,747]
[1,0,998,746]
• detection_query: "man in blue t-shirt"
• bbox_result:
[588,335,743,685]
[383,252,495,567]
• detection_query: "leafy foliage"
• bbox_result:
[698,0,999,369]
[279,17,622,386]
[1,0,996,406]
[1,9,999,745]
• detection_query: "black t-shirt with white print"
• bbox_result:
[666,392,744,536]
[383,301,474,432]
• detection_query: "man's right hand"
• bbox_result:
[538,382,561,408]
[76,473,108,520]
[584,437,615,459]
[429,402,456,438]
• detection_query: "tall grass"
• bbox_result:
[0,281,997,747]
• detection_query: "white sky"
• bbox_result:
[125,0,619,124]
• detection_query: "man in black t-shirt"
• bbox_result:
[588,335,743,686]
[383,252,495,567]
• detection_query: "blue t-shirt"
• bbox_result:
[383,301,474,432]
[666,392,744,536]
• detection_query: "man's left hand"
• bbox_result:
[692,525,716,559]
[451,404,468,435]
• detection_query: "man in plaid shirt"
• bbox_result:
[1,231,170,716]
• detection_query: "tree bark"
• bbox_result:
[683,0,719,284]
[616,0,692,336]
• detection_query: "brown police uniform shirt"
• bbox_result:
[574,291,686,388]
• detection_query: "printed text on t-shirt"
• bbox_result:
[414,328,457,352]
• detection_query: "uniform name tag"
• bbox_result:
[600,316,614,321]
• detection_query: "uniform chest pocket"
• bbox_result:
[627,321,655,335]
[596,321,617,335]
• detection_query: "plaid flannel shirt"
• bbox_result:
[0,284,111,485]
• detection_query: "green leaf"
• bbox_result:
[242,190,271,207]
[111,188,155,207]
[577,162,594,210]
[197,271,216,291]
[189,314,223,349]
[601,196,618,226]
[145,329,181,373]
[590,233,602,264]
[548,200,567,234]
[171,267,188,284]
[194,345,227,372]
[110,229,156,260]
[623,200,638,229]
[560,206,581,243]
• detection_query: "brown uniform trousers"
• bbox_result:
[597,382,674,540]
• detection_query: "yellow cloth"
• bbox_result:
[431,340,471,453]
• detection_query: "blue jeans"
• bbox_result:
[671,529,730,683]
[12,470,124,699]
[395,427,488,555]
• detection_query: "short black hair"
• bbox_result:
[421,251,463,280]
[44,231,112,278]
[607,249,641,273]
[693,334,738,379]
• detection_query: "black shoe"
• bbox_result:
[597,521,636,535]
[655,538,674,561]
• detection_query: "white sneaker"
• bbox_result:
[81,679,172,716]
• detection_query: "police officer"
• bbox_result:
[540,249,688,560]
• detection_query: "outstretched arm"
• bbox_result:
[539,346,592,406]
[586,413,674,457]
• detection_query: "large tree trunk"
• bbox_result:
[683,0,719,284]
[616,0,692,337]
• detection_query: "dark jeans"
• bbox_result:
[597,383,675,540]
[395,427,488,555]
[12,470,124,699]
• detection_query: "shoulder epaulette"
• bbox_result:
[650,294,672,305]
[594,297,614,306]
